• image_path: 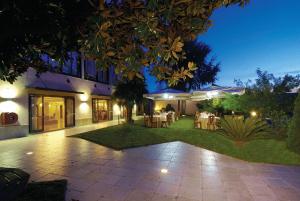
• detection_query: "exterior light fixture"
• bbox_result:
[206,91,219,98]
[0,87,17,99]
[0,101,18,113]
[26,152,33,155]
[80,93,88,102]
[250,111,257,117]
[161,168,168,174]
[162,94,174,99]
[163,93,169,99]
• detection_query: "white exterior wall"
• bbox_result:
[185,100,199,115]
[0,67,113,138]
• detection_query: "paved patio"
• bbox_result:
[0,132,300,201]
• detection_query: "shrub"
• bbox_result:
[266,110,290,136]
[166,104,175,112]
[220,117,270,142]
[287,93,300,153]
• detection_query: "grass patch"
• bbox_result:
[17,180,67,201]
[72,118,300,165]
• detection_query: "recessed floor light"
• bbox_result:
[26,152,33,155]
[161,168,168,174]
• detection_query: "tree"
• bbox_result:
[221,94,242,112]
[1,0,248,84]
[0,0,95,83]
[168,41,220,91]
[287,93,300,153]
[113,77,148,123]
[233,69,299,116]
[197,98,223,114]
[81,0,248,86]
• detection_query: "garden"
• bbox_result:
[74,69,300,165]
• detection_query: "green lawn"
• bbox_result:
[72,118,300,165]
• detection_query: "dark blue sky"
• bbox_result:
[199,0,300,85]
[145,0,300,92]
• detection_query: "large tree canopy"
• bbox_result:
[82,0,248,86]
[0,0,249,83]
[167,41,220,91]
[0,0,94,83]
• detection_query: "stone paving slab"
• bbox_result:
[0,133,300,201]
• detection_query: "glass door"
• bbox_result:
[29,95,44,132]
[65,97,75,127]
[43,97,65,131]
[92,99,108,123]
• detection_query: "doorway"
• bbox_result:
[92,99,113,123]
[29,95,75,133]
[44,97,65,131]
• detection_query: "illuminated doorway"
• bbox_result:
[44,97,65,131]
[29,95,75,133]
[92,99,112,123]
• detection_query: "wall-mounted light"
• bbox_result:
[0,87,17,99]
[0,101,18,113]
[80,93,88,102]
[79,102,89,112]
[162,93,174,99]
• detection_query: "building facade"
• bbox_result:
[0,53,133,140]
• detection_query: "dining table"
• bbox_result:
[196,116,220,129]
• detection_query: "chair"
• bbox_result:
[167,113,173,126]
[151,116,160,128]
[194,112,201,128]
[144,116,151,127]
[207,115,216,130]
[161,114,168,128]
[175,112,180,121]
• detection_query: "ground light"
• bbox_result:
[160,168,168,174]
[250,111,257,117]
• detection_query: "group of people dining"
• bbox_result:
[144,110,179,128]
[194,111,220,130]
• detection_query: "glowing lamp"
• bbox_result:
[160,168,168,174]
[79,102,89,112]
[206,91,219,98]
[0,87,17,99]
[80,94,88,102]
[163,93,169,99]
[250,111,257,117]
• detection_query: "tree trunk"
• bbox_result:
[126,104,134,124]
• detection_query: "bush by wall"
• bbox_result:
[287,93,300,153]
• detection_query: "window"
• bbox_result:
[41,52,81,77]
[84,59,109,84]
[62,52,81,77]
[84,59,97,81]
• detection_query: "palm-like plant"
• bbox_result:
[113,77,148,123]
[220,117,270,142]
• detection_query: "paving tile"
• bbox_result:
[0,133,299,201]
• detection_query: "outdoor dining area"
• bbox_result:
[144,111,179,128]
[143,86,245,129]
[194,111,220,130]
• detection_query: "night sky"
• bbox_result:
[199,0,300,86]
[146,0,300,92]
